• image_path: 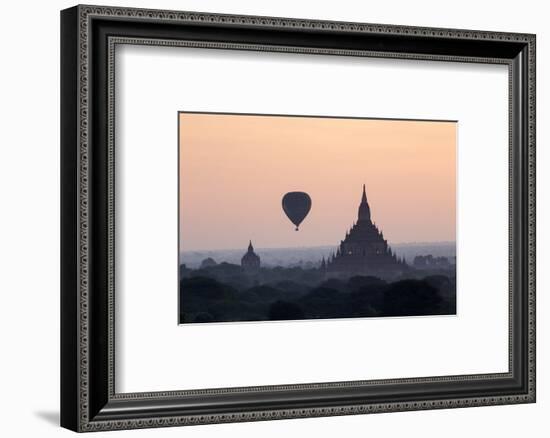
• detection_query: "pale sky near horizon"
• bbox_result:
[179,113,456,251]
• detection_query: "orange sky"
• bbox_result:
[179,113,456,251]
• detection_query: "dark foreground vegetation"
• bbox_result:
[179,263,456,323]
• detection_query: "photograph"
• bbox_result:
[178,112,457,323]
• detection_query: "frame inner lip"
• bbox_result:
[107,36,515,397]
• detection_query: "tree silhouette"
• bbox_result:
[380,279,442,316]
[179,266,455,323]
[268,300,305,320]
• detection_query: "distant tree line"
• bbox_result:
[179,264,456,323]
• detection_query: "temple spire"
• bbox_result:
[357,183,371,222]
[242,240,261,271]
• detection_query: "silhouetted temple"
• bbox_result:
[326,185,406,277]
[241,240,261,272]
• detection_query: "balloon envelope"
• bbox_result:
[282,192,312,230]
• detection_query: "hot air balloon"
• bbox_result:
[282,192,312,231]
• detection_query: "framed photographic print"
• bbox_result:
[61,5,536,432]
[178,112,457,324]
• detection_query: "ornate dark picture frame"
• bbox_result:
[61,5,536,432]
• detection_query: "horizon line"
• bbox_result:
[180,240,457,253]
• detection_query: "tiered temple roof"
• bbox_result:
[326,185,406,277]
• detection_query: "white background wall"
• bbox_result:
[0,0,546,436]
